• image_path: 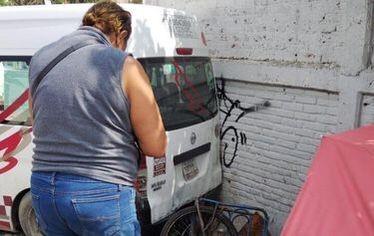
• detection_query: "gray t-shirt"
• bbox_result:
[29,26,139,186]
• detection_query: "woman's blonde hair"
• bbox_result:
[82,0,132,41]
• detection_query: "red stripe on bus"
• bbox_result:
[0,157,18,174]
[0,130,24,174]
[0,205,5,216]
[0,220,10,230]
[3,196,12,206]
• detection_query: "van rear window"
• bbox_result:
[139,57,218,131]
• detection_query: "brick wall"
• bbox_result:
[218,80,339,233]
[144,0,374,234]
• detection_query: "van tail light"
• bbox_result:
[135,154,147,198]
[139,154,147,170]
[176,48,193,55]
[201,32,207,46]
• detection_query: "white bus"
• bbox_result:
[0,3,222,235]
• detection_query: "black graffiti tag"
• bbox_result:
[217,78,270,168]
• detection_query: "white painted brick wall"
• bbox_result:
[360,94,374,126]
[219,81,339,233]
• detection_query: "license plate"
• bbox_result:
[182,160,199,181]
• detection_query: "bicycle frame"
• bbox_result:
[196,198,270,236]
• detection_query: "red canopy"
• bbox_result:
[282,125,374,236]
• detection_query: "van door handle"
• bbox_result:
[173,143,211,165]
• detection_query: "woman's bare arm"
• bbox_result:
[28,91,33,126]
[122,57,167,158]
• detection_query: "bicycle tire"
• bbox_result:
[160,205,238,236]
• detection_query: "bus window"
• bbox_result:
[0,60,30,125]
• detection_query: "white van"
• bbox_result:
[0,3,222,235]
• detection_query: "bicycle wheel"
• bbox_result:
[160,205,238,236]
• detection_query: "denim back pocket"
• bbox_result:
[71,194,121,236]
[31,194,48,232]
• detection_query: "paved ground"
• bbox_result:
[1,231,162,236]
[0,232,22,236]
[1,224,163,235]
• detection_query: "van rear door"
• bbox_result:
[139,57,222,223]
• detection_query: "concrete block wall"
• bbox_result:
[360,94,374,126]
[145,0,370,74]
[144,0,374,234]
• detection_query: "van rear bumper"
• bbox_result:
[136,183,223,227]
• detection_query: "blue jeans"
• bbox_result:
[30,171,140,236]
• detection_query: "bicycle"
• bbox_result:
[160,198,270,236]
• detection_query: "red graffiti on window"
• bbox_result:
[172,61,208,115]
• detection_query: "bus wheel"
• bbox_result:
[18,192,42,236]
